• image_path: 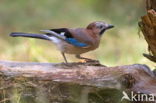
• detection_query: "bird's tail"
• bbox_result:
[10,32,51,41]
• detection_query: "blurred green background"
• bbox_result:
[0,0,154,67]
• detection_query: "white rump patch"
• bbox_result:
[60,32,65,36]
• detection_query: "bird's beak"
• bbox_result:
[106,24,114,29]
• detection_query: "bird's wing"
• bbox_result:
[68,28,95,46]
[50,28,73,38]
[65,38,88,47]
[41,28,90,48]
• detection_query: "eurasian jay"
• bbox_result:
[10,21,114,63]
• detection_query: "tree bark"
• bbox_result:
[146,0,156,10]
[139,0,156,63]
[0,61,156,103]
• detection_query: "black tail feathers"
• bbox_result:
[10,32,51,40]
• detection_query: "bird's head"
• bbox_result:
[86,21,114,35]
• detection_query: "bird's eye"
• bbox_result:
[99,25,103,29]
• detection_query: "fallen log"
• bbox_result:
[0,61,156,103]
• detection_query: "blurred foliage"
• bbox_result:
[0,0,155,67]
[84,0,146,25]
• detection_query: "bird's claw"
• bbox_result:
[79,58,99,63]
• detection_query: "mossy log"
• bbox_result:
[0,61,156,103]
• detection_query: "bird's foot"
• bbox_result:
[76,55,102,66]
[79,59,103,66]
[79,58,99,64]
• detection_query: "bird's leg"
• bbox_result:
[61,52,68,63]
[76,54,96,62]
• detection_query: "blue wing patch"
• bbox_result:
[65,38,88,47]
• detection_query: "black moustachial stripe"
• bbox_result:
[100,29,106,35]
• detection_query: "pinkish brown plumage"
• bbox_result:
[10,21,114,63]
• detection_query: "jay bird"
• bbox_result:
[10,21,114,63]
